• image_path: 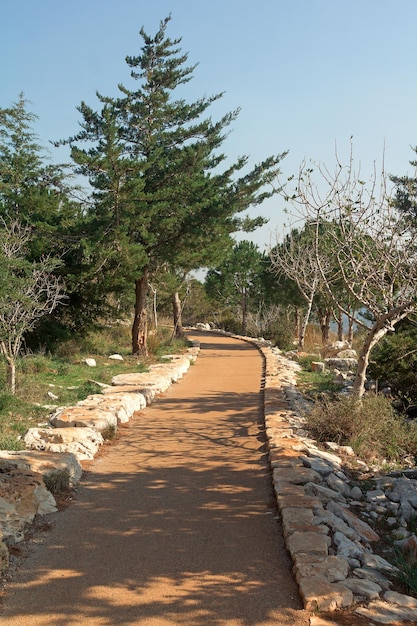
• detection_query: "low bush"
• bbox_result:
[305,394,417,464]
[43,469,71,494]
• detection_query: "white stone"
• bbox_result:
[85,358,96,367]
[360,552,399,574]
[108,354,124,361]
[23,427,104,461]
[383,590,417,608]
[342,577,382,600]
[350,485,363,500]
[333,531,364,560]
[326,473,351,497]
[0,450,82,484]
[356,600,417,624]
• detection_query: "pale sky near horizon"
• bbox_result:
[2,0,417,250]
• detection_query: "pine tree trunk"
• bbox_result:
[132,269,149,356]
[172,291,184,338]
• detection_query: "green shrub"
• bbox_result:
[43,469,71,494]
[392,545,417,595]
[368,318,417,406]
[305,394,417,463]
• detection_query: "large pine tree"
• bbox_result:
[62,16,286,355]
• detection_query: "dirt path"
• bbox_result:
[0,332,309,625]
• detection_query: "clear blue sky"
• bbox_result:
[2,0,417,249]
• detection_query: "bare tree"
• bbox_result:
[282,145,417,397]
[269,227,328,349]
[0,220,66,393]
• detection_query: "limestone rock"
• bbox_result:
[76,392,146,423]
[111,372,172,394]
[293,554,349,583]
[0,450,82,484]
[273,466,321,486]
[286,530,331,557]
[50,406,118,432]
[23,427,104,461]
[355,599,417,624]
[342,577,382,600]
[324,357,358,371]
[0,461,57,543]
[298,574,353,611]
[327,500,380,542]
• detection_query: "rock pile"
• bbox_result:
[0,346,200,569]
[261,343,417,622]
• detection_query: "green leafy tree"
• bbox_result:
[0,94,76,258]
[205,240,264,335]
[60,16,286,355]
[0,95,88,346]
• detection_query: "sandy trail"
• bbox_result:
[0,332,309,625]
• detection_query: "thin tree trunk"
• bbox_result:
[347,316,354,346]
[241,288,247,335]
[352,326,388,397]
[336,309,344,342]
[132,269,149,356]
[298,293,315,349]
[318,309,331,346]
[294,307,301,342]
[7,360,16,395]
[172,291,184,339]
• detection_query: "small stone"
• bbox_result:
[383,589,417,608]
[326,473,351,496]
[333,531,364,560]
[108,353,124,361]
[85,358,96,367]
[350,485,363,500]
[353,566,392,590]
[273,466,321,485]
[298,575,353,611]
[355,599,417,624]
[342,577,382,600]
[286,531,330,557]
[301,456,333,475]
[360,552,399,574]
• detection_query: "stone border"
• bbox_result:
[246,334,417,623]
[0,343,200,569]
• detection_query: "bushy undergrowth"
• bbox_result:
[305,394,417,464]
[0,323,190,450]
